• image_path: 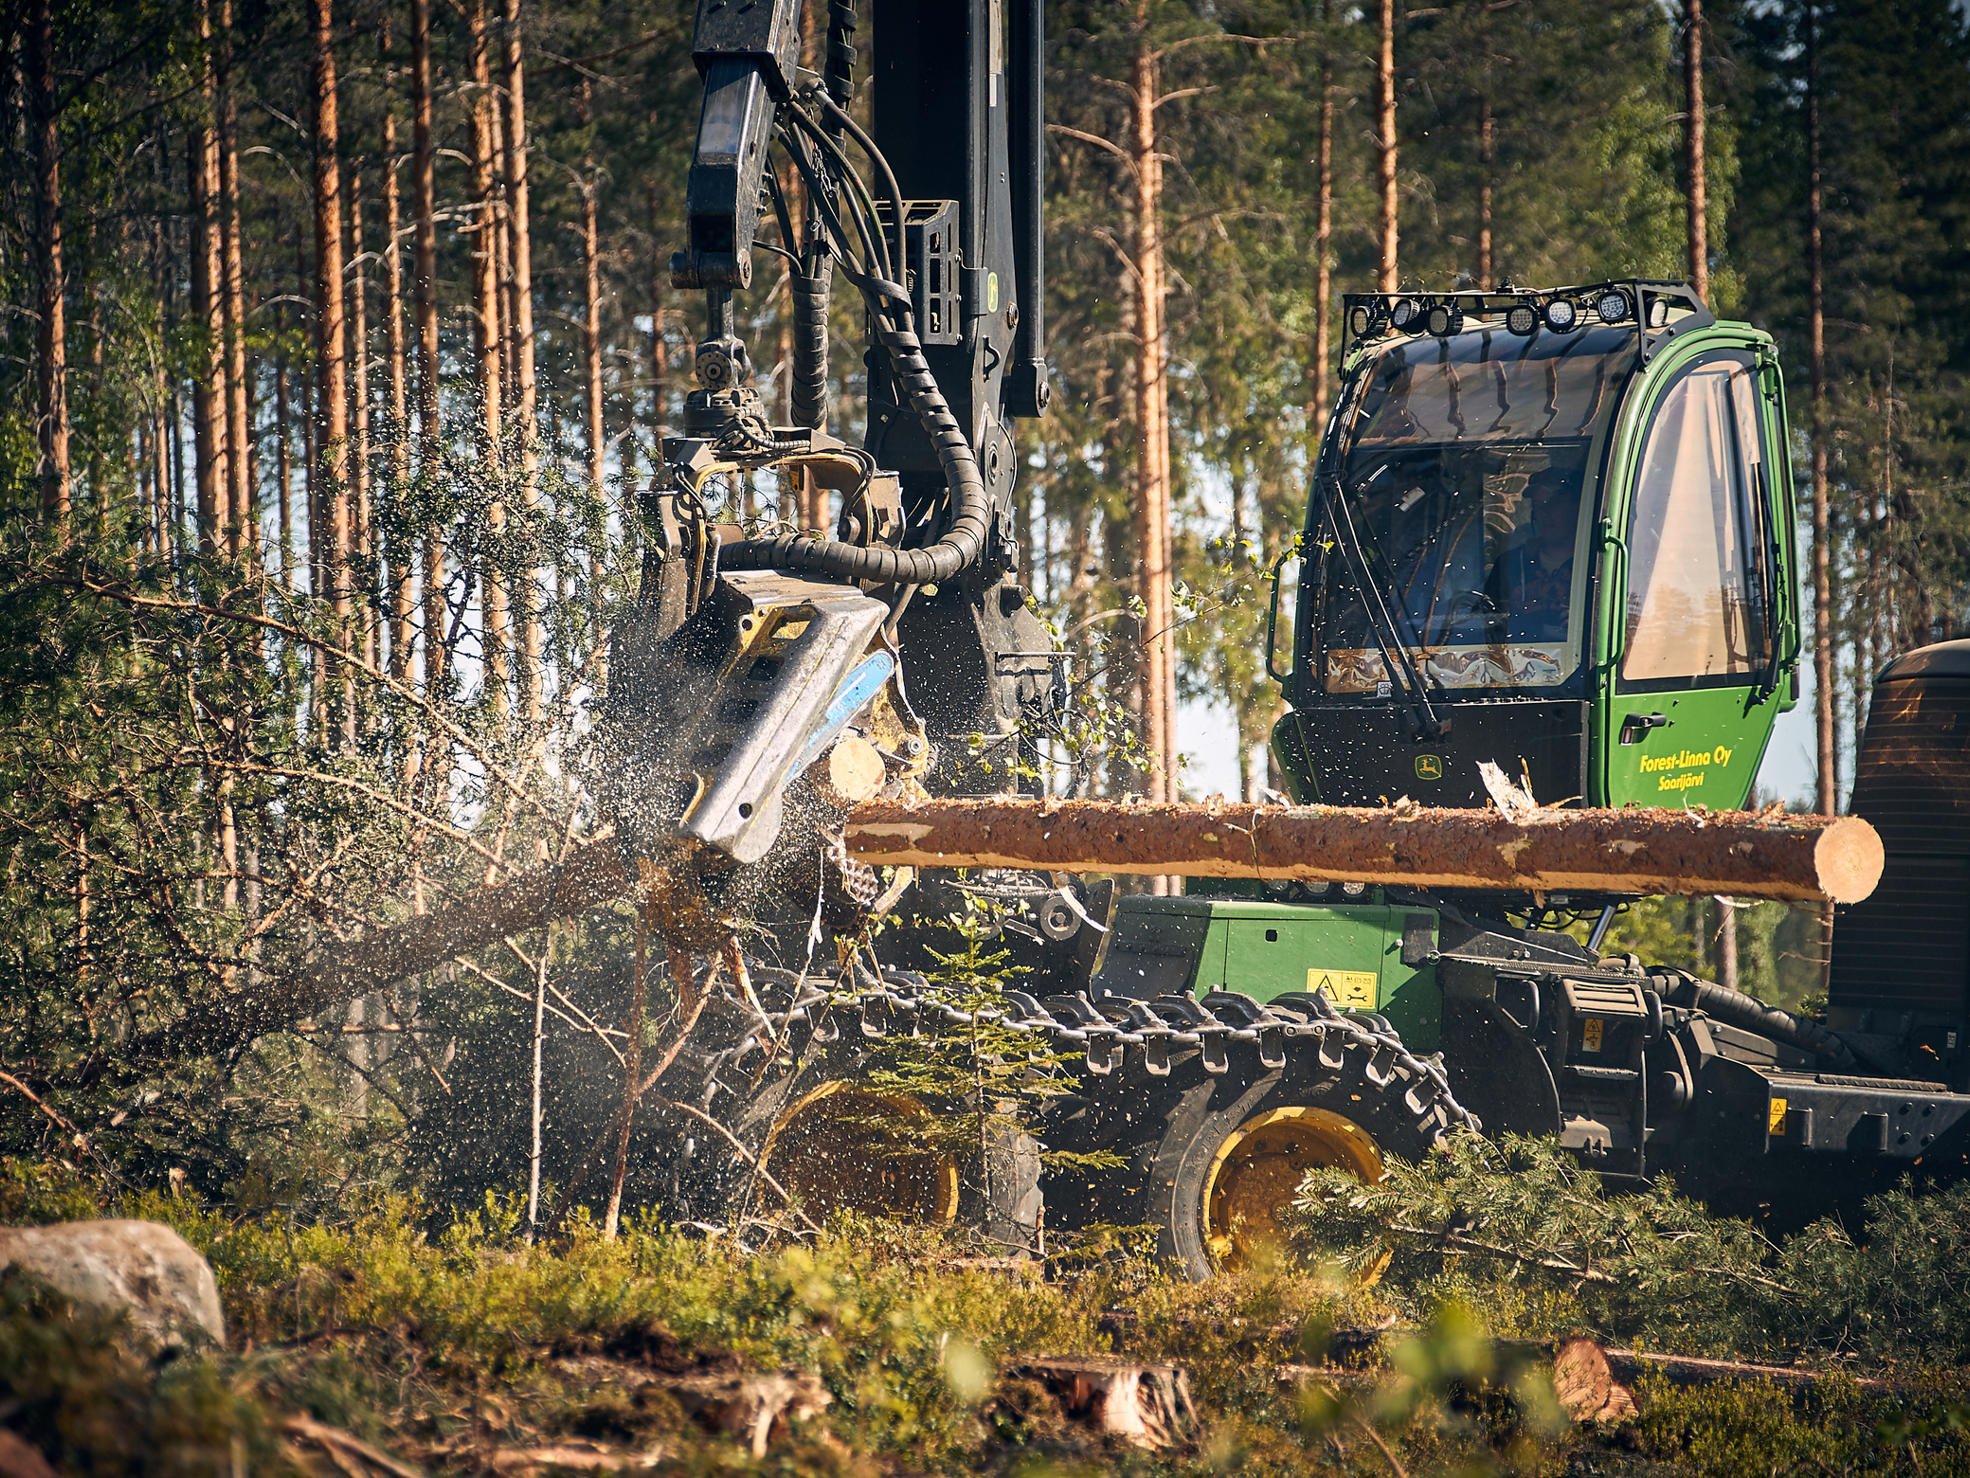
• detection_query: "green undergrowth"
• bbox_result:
[6,1155,1970,1474]
[1292,1130,1970,1367]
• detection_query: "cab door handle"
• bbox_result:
[1619,712,1669,745]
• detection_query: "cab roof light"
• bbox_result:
[1542,297,1580,332]
[1595,288,1633,323]
[1389,296,1426,332]
[1505,302,1539,335]
[1425,302,1464,336]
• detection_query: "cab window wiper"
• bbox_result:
[1319,475,1448,739]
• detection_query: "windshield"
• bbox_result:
[1314,325,1637,694]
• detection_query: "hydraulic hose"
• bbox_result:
[824,1,858,114]
[1655,968,1860,1072]
[719,292,990,586]
[789,260,830,431]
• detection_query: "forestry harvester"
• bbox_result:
[414,0,1970,1271]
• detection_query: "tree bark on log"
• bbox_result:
[843,799,1883,905]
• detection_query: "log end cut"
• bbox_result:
[1815,815,1885,904]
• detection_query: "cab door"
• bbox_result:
[1599,345,1792,809]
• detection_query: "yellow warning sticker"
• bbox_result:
[1582,1017,1605,1052]
[1307,969,1379,1010]
[1767,1097,1789,1136]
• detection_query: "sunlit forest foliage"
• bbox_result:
[3,0,1968,1223]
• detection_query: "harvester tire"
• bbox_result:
[657,972,1043,1248]
[1049,1009,1450,1280]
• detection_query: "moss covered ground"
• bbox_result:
[5,1150,1970,1475]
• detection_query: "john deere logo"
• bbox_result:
[1415,754,1444,781]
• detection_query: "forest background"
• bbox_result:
[4,0,1970,1206]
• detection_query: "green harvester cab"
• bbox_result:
[1270,281,1800,814]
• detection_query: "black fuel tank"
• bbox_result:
[1829,640,1970,1041]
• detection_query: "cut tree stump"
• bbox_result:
[846,797,1884,904]
[663,1370,832,1459]
[1015,1358,1196,1450]
[1550,1336,1640,1423]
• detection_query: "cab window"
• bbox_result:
[1621,354,1770,683]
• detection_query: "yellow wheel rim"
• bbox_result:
[1201,1105,1385,1269]
[760,1081,960,1224]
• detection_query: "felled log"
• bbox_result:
[1284,1332,1889,1419]
[844,799,1884,905]
[1013,1358,1196,1450]
[1598,1344,1889,1394]
[1278,1337,1637,1424]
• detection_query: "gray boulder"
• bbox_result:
[0,1219,225,1351]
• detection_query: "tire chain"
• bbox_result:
[722,962,1481,1138]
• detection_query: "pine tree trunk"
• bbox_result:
[146,186,174,561]
[1476,93,1494,288]
[501,0,544,727]
[148,414,166,557]
[383,96,415,686]
[73,817,90,990]
[311,0,354,748]
[218,0,254,564]
[1684,0,1708,300]
[348,167,375,672]
[1313,43,1334,425]
[470,0,511,718]
[1375,0,1399,294]
[411,0,445,694]
[1103,503,1141,799]
[27,0,71,535]
[242,348,262,556]
[580,136,607,671]
[276,361,294,588]
[1805,1,1834,989]
[191,6,230,559]
[1129,6,1176,836]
